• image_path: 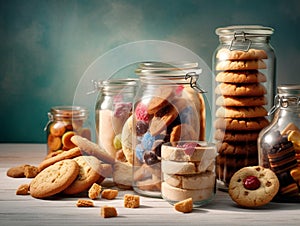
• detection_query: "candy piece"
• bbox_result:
[113,134,122,150]
[114,102,132,118]
[135,145,145,162]
[141,132,155,150]
[243,176,261,190]
[144,151,159,165]
[136,120,149,136]
[135,102,150,122]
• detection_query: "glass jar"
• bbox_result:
[45,106,91,154]
[212,25,276,189]
[132,62,207,197]
[95,79,138,159]
[258,84,300,202]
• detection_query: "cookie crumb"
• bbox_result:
[76,199,94,207]
[174,198,193,213]
[101,189,118,200]
[16,184,30,195]
[88,183,102,200]
[100,206,118,218]
[24,165,39,178]
[124,194,140,208]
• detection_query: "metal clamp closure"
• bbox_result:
[229,31,252,51]
[268,94,300,115]
[185,72,206,93]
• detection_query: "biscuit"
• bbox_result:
[214,129,260,142]
[215,71,267,83]
[38,147,81,171]
[16,184,30,195]
[64,156,103,195]
[147,86,175,115]
[216,95,267,107]
[7,164,30,178]
[214,117,269,131]
[228,166,279,208]
[71,135,115,164]
[149,104,178,136]
[101,189,118,200]
[216,59,267,71]
[170,123,198,142]
[215,83,266,97]
[88,183,102,200]
[216,141,258,156]
[24,165,39,178]
[100,206,118,218]
[174,197,193,213]
[216,106,267,118]
[76,199,94,207]
[30,159,80,198]
[216,48,268,60]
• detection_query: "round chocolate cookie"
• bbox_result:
[228,166,279,208]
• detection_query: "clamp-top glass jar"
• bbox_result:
[132,62,207,197]
[95,79,138,159]
[45,106,91,154]
[212,25,276,189]
[258,84,300,202]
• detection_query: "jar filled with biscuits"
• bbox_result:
[95,79,138,160]
[212,25,276,189]
[132,62,206,197]
[45,106,91,154]
[258,84,300,202]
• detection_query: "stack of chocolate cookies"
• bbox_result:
[214,48,270,187]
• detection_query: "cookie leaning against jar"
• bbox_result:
[214,48,270,188]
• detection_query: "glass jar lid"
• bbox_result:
[277,84,300,96]
[216,25,274,37]
[49,106,89,119]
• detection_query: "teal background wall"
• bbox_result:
[1,0,300,143]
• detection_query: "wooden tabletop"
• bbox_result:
[1,143,300,226]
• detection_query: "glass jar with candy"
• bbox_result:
[258,84,300,202]
[132,62,207,197]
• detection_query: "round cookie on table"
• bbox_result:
[228,166,279,208]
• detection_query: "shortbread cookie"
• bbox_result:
[216,95,267,107]
[71,135,115,164]
[216,48,268,60]
[214,129,260,142]
[38,147,81,171]
[164,171,215,190]
[215,83,266,96]
[228,166,279,207]
[215,71,267,83]
[216,59,267,71]
[64,156,103,195]
[216,106,268,118]
[30,159,80,198]
[214,117,269,131]
[162,182,213,202]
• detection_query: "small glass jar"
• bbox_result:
[161,141,217,207]
[95,79,138,159]
[45,106,91,154]
[212,25,276,189]
[258,84,300,202]
[132,62,207,197]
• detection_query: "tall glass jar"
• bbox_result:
[95,79,138,159]
[45,106,91,154]
[212,25,276,189]
[258,84,300,202]
[132,62,207,197]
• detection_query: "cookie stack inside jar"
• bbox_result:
[213,25,276,189]
[132,62,207,197]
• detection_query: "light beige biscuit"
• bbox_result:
[216,48,268,60]
[214,117,269,131]
[71,135,115,164]
[216,106,268,118]
[30,159,80,198]
[38,147,81,172]
[216,59,267,71]
[216,95,267,107]
[63,156,103,195]
[215,71,267,83]
[228,166,279,208]
[215,83,266,97]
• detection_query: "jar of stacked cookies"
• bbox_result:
[258,84,300,202]
[95,79,138,159]
[212,25,276,189]
[132,62,206,197]
[45,106,91,154]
